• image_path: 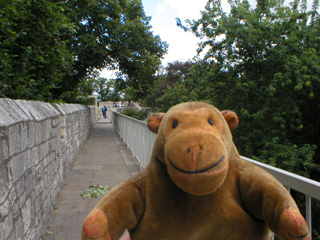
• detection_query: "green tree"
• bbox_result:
[156,83,198,112]
[58,0,168,100]
[89,78,113,102]
[0,0,167,102]
[0,0,74,100]
[142,61,196,110]
[178,0,320,177]
[177,1,320,236]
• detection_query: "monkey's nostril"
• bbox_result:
[187,148,191,153]
[200,145,203,151]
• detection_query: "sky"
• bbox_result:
[100,0,217,78]
[140,0,209,66]
[100,0,315,78]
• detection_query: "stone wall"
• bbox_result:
[0,98,96,240]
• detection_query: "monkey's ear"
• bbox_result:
[148,113,165,134]
[221,110,239,131]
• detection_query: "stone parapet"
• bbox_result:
[0,98,96,240]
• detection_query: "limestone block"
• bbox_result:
[50,125,59,138]
[44,156,49,168]
[8,189,16,210]
[15,179,25,198]
[41,189,48,206]
[0,137,9,163]
[52,103,66,116]
[35,197,41,215]
[27,101,59,121]
[28,121,35,148]
[0,104,16,127]
[16,99,61,122]
[8,124,20,157]
[28,229,36,240]
[30,146,39,166]
[22,199,32,234]
[31,189,36,204]
[49,138,58,153]
[24,170,34,197]
[60,125,67,139]
[0,99,30,124]
[10,153,24,182]
[21,122,28,152]
[24,149,31,173]
[43,197,50,213]
[41,119,51,142]
[37,160,45,179]
[15,100,35,119]
[39,141,49,161]
[0,199,9,219]
[9,149,31,184]
[67,126,72,138]
[46,163,53,180]
[3,211,13,239]
[51,117,60,128]
[11,200,20,221]
[13,216,24,240]
[0,164,11,203]
[0,223,4,240]
[34,122,42,146]
[35,178,44,197]
[35,217,43,238]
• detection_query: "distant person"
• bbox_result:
[102,106,107,118]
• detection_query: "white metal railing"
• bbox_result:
[107,109,157,170]
[107,109,320,240]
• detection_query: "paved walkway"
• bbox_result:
[45,121,140,239]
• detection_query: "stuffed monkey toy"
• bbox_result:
[82,102,310,240]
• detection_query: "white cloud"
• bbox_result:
[151,0,209,67]
[156,0,207,19]
[100,0,318,78]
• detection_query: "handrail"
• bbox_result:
[240,156,320,200]
[107,109,156,170]
[107,109,320,239]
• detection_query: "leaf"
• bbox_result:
[80,185,111,199]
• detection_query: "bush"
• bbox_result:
[122,108,151,121]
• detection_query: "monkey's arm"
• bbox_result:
[82,173,146,240]
[239,164,309,240]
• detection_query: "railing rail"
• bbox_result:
[107,109,156,170]
[107,109,320,239]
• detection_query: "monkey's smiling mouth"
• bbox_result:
[169,156,224,174]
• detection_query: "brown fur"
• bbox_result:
[82,102,309,240]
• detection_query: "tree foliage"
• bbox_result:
[0,0,167,102]
[144,1,320,235]
[174,0,320,179]
[141,61,196,108]
[0,0,74,100]
[59,0,167,100]
[144,0,320,180]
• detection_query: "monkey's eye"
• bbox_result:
[208,118,214,126]
[172,120,179,129]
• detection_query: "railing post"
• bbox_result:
[306,195,312,240]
